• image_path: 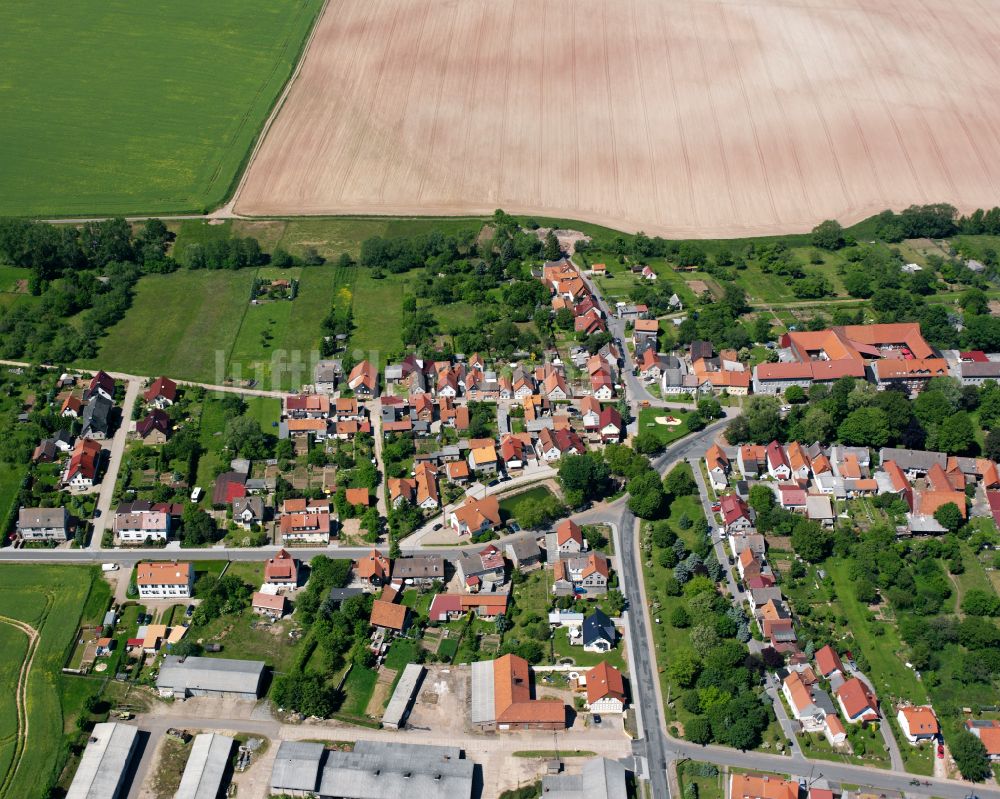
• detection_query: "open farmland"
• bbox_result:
[237,0,1000,237]
[0,566,97,799]
[0,0,322,216]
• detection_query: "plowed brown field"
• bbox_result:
[235,0,1000,237]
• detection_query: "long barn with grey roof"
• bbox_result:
[156,656,265,700]
[270,739,474,799]
[175,733,234,799]
[66,722,138,799]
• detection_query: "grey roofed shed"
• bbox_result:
[470,659,496,724]
[175,733,234,799]
[271,740,324,793]
[66,722,138,799]
[541,756,628,799]
[317,740,473,799]
[381,663,426,730]
[156,656,265,699]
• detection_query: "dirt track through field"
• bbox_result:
[236,0,1000,237]
[0,615,40,799]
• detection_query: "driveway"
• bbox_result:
[89,378,142,550]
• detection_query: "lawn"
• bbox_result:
[185,608,302,673]
[499,486,557,524]
[339,665,378,717]
[83,269,253,383]
[822,560,927,706]
[0,0,324,216]
[551,627,626,671]
[637,408,693,446]
[0,463,26,540]
[0,565,97,799]
[227,266,345,389]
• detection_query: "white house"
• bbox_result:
[582,662,626,714]
[115,511,170,543]
[136,562,192,599]
[897,706,939,744]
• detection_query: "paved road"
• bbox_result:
[403,463,557,546]
[89,378,142,549]
[371,399,388,518]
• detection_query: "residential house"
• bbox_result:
[766,441,791,480]
[896,706,939,744]
[777,484,807,511]
[17,507,69,542]
[61,394,83,418]
[632,319,659,348]
[392,555,445,587]
[347,360,377,398]
[582,661,626,713]
[136,562,193,599]
[729,773,799,799]
[370,599,409,634]
[836,677,879,723]
[455,544,506,592]
[445,460,471,484]
[279,510,331,544]
[144,376,177,408]
[64,438,102,489]
[468,445,499,474]
[313,359,341,394]
[284,393,331,419]
[499,434,529,471]
[252,592,287,619]
[81,395,114,440]
[136,409,172,444]
[86,370,115,402]
[783,671,826,731]
[353,548,391,587]
[582,609,615,653]
[555,519,586,553]
[964,719,1000,761]
[264,549,299,589]
[579,396,601,431]
[344,488,369,508]
[450,496,502,536]
[598,406,623,443]
[553,552,610,596]
[704,444,730,491]
[786,442,811,481]
[115,510,170,543]
[805,495,835,528]
[737,445,767,478]
[720,494,754,532]
[505,538,543,571]
[815,645,844,678]
[590,368,615,400]
[232,496,265,529]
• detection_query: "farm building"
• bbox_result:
[381,663,425,730]
[541,756,628,798]
[175,733,234,799]
[156,656,265,700]
[66,722,138,799]
[270,739,474,798]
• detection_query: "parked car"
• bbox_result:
[937,744,944,759]
[185,605,194,618]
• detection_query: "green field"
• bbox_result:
[83,269,253,382]
[637,408,693,446]
[84,217,489,384]
[498,486,556,522]
[0,565,98,799]
[0,0,323,216]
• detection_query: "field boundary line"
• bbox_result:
[223,0,333,218]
